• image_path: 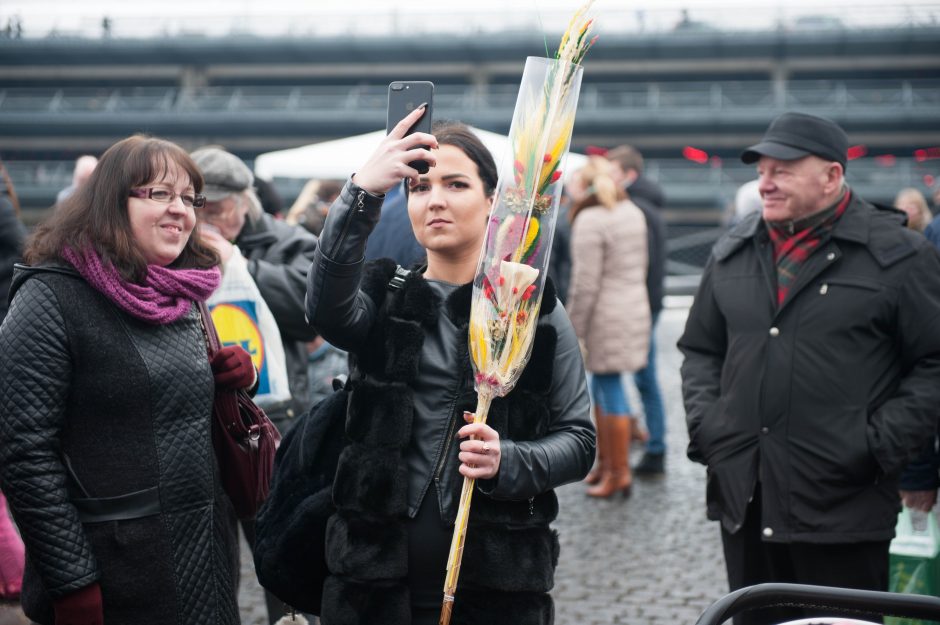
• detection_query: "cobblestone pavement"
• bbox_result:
[238,304,729,625]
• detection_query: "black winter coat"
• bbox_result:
[237,212,319,421]
[679,193,940,542]
[259,260,593,624]
[287,179,594,624]
[626,174,666,316]
[0,266,239,625]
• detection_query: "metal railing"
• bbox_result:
[1,80,938,116]
[648,158,934,191]
[7,157,930,199]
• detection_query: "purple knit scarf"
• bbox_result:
[62,246,220,325]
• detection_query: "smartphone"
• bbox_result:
[386,80,434,174]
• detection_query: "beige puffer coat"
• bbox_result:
[566,200,651,374]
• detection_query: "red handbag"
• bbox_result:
[198,301,281,520]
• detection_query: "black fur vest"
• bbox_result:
[321,259,561,625]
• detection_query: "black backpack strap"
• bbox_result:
[387,265,412,291]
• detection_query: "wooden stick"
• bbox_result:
[439,389,493,625]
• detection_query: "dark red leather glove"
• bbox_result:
[210,345,256,390]
[53,583,103,625]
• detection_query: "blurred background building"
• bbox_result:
[1,2,938,278]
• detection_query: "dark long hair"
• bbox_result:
[26,135,219,282]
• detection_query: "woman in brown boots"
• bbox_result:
[565,156,651,498]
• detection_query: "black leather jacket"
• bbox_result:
[305,180,594,517]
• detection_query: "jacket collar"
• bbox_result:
[713,190,904,264]
[829,191,870,246]
[236,212,279,248]
[9,262,81,302]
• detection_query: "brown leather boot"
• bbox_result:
[584,407,606,485]
[587,416,632,498]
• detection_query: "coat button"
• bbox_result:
[827,252,836,261]
[769,327,780,337]
[761,426,770,434]
[763,527,774,538]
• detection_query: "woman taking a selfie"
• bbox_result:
[302,111,595,625]
[0,135,254,625]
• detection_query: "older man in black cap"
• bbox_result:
[678,112,940,624]
[192,147,319,426]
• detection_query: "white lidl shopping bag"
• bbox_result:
[207,246,291,409]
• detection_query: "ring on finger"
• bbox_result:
[482,442,490,455]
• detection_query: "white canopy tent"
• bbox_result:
[253,126,588,182]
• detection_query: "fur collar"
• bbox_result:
[445,273,558,327]
[359,258,558,329]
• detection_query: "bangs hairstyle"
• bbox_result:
[25,135,220,282]
[569,155,627,224]
[407,121,498,198]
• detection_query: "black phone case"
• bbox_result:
[387,81,434,174]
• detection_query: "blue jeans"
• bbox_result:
[633,313,666,454]
[590,373,631,415]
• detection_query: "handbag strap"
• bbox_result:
[197,300,221,356]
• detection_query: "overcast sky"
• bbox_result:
[2,0,938,38]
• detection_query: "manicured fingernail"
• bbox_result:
[417,102,428,110]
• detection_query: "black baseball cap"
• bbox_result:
[741,112,849,169]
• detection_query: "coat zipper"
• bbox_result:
[433,392,463,486]
[327,190,365,259]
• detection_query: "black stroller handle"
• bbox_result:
[695,583,940,625]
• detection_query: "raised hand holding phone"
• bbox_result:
[352,105,438,195]
[386,81,434,173]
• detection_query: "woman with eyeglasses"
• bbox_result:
[0,135,253,625]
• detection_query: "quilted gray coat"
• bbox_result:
[0,266,239,625]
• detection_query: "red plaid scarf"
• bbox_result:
[767,190,850,307]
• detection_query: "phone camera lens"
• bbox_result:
[391,83,404,91]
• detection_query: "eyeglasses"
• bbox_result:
[129,187,206,209]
